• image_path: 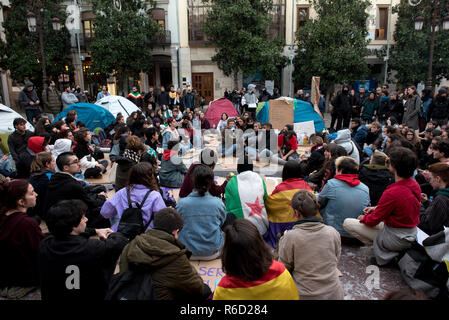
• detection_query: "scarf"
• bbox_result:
[163,149,178,161]
[128,92,142,99]
[123,149,141,163]
[334,174,360,187]
[436,188,449,197]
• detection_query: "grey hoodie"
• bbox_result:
[18,81,40,110]
[333,129,360,164]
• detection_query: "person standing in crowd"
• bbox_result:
[96,85,110,101]
[279,190,344,300]
[418,89,433,132]
[361,92,379,124]
[61,85,79,110]
[42,80,62,120]
[344,147,420,267]
[349,89,361,120]
[74,85,88,103]
[157,86,169,109]
[378,90,391,125]
[403,86,421,131]
[19,81,41,124]
[7,118,34,163]
[168,85,179,110]
[119,207,212,300]
[144,86,156,116]
[0,178,44,299]
[389,92,404,125]
[428,87,449,128]
[333,85,352,130]
[182,87,195,112]
[241,84,258,116]
[213,219,299,300]
[127,86,144,109]
[177,164,226,260]
[38,199,127,300]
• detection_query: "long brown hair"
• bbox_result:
[126,162,159,192]
[30,152,53,173]
[221,219,272,282]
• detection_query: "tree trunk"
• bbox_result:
[233,71,239,90]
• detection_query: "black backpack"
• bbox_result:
[105,263,155,300]
[117,187,153,241]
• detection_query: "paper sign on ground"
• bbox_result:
[190,259,224,292]
[294,120,315,138]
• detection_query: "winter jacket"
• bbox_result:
[15,136,46,179]
[157,92,170,107]
[182,92,195,109]
[361,178,421,228]
[29,169,54,219]
[119,228,207,300]
[52,139,72,161]
[361,98,379,120]
[73,141,100,175]
[61,91,79,110]
[359,164,394,206]
[162,127,180,150]
[0,211,45,288]
[419,189,449,236]
[7,130,34,162]
[389,99,404,123]
[378,96,391,122]
[318,175,370,237]
[179,162,228,198]
[42,86,62,114]
[177,191,226,257]
[114,149,141,191]
[44,172,108,228]
[333,129,360,164]
[101,184,166,232]
[403,95,421,130]
[352,124,368,148]
[159,150,188,188]
[334,90,351,113]
[127,92,144,109]
[74,91,88,103]
[279,217,344,300]
[18,81,40,110]
[38,232,128,300]
[428,96,449,121]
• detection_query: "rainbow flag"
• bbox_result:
[264,178,312,248]
[213,260,299,300]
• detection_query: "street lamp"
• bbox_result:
[27,12,37,32]
[414,16,424,31]
[52,17,61,31]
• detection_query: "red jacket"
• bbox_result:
[362,178,421,228]
[278,134,298,152]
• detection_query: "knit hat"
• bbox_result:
[291,190,318,218]
[438,87,447,95]
[27,136,45,154]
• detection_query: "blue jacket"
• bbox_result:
[318,178,370,237]
[352,124,367,147]
[177,191,226,256]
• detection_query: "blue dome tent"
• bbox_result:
[54,103,116,132]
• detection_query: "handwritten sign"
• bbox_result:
[190,259,224,292]
[294,120,315,138]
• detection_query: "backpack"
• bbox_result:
[117,187,153,241]
[105,263,155,300]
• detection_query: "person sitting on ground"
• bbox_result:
[119,207,211,300]
[176,164,226,260]
[144,127,160,160]
[28,152,56,219]
[358,151,395,206]
[225,156,269,237]
[179,148,228,198]
[220,118,241,157]
[101,162,166,232]
[15,134,51,179]
[278,124,299,161]
[350,118,368,149]
[159,140,188,188]
[333,128,360,164]
[38,200,128,300]
[161,117,180,151]
[0,140,14,177]
[318,156,370,243]
[431,139,449,164]
[73,128,108,179]
[245,122,286,165]
[213,218,299,300]
[0,178,45,299]
[264,160,312,248]
[44,152,110,228]
[114,136,146,191]
[279,190,344,300]
[419,163,449,236]
[304,135,325,175]
[343,147,421,267]
[7,118,34,164]
[110,124,131,162]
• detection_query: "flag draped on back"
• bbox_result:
[264,178,313,248]
[225,171,269,236]
[213,260,299,300]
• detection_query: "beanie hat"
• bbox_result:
[438,87,447,95]
[27,136,45,154]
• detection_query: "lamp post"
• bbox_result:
[412,1,449,90]
[26,1,61,88]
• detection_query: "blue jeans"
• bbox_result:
[245,147,287,165]
[221,144,237,157]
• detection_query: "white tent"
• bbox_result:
[95,95,140,118]
[0,104,34,133]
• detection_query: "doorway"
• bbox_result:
[192,72,214,105]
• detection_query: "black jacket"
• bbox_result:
[419,193,449,236]
[157,92,170,107]
[29,169,54,219]
[428,96,449,121]
[7,130,34,162]
[38,232,128,300]
[44,172,109,228]
[334,91,351,113]
[358,164,394,206]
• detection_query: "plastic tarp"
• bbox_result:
[204,98,239,128]
[95,95,140,118]
[54,103,115,132]
[0,104,34,153]
[293,99,325,132]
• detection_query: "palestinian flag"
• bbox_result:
[225,171,269,235]
[213,260,299,300]
[264,178,313,248]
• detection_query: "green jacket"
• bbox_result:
[42,87,62,114]
[361,99,379,119]
[119,229,206,300]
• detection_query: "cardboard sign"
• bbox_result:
[294,120,315,138]
[190,259,224,292]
